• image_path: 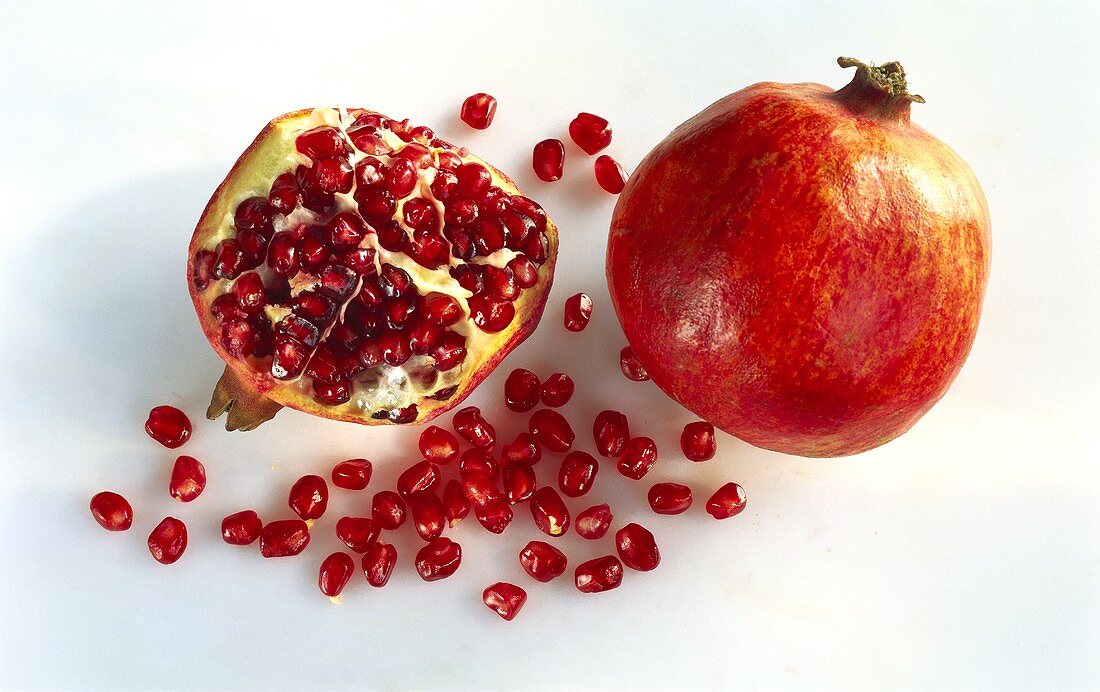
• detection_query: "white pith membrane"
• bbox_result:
[191,107,553,423]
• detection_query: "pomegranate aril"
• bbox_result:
[313,378,351,405]
[460,92,497,130]
[473,218,507,256]
[575,556,623,593]
[372,491,407,530]
[430,168,459,201]
[358,186,397,223]
[144,405,192,449]
[192,250,216,290]
[504,368,541,412]
[379,264,412,297]
[529,408,575,453]
[482,265,519,300]
[325,212,367,250]
[444,197,479,227]
[618,436,658,480]
[220,316,257,358]
[508,255,539,288]
[232,272,266,314]
[350,129,389,156]
[386,404,419,424]
[213,238,247,279]
[221,510,262,545]
[423,293,462,326]
[271,339,310,380]
[336,247,377,275]
[594,155,628,194]
[530,486,570,537]
[362,542,398,587]
[234,196,274,233]
[564,292,593,332]
[540,373,574,407]
[268,171,300,214]
[532,139,565,182]
[379,329,411,366]
[442,479,470,527]
[410,492,446,541]
[169,455,206,503]
[397,141,433,168]
[706,482,747,519]
[415,537,462,581]
[89,492,133,531]
[296,126,350,160]
[569,112,612,155]
[436,150,462,170]
[318,552,356,598]
[260,519,310,557]
[268,231,301,277]
[501,432,541,466]
[385,294,419,329]
[279,314,321,347]
[502,462,537,504]
[414,426,457,465]
[575,503,613,540]
[432,331,467,371]
[475,496,514,534]
[148,517,187,564]
[558,451,598,498]
[456,162,492,198]
[620,346,650,381]
[452,406,496,449]
[483,582,526,621]
[385,158,418,198]
[469,295,515,333]
[616,523,660,571]
[407,229,450,269]
[289,475,329,521]
[294,291,337,325]
[681,421,717,461]
[451,263,485,293]
[397,460,441,498]
[648,483,693,515]
[335,516,380,553]
[403,196,439,232]
[237,229,270,264]
[460,449,500,480]
[462,472,503,509]
[519,540,568,582]
[313,157,354,194]
[500,209,536,245]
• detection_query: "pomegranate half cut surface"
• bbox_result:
[188,107,558,429]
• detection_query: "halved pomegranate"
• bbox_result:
[189,107,559,430]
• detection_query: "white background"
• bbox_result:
[2,1,1098,689]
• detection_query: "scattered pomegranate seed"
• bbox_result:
[415,537,462,581]
[616,523,660,571]
[460,93,497,130]
[558,451,599,497]
[617,436,658,480]
[475,496,514,534]
[169,455,206,503]
[459,449,500,479]
[288,475,329,521]
[371,490,407,529]
[483,582,527,621]
[463,473,504,507]
[362,542,398,587]
[144,405,192,449]
[260,519,311,557]
[575,503,613,540]
[148,517,187,564]
[619,346,650,381]
[319,552,356,598]
[519,540,568,582]
[502,463,537,504]
[397,460,441,498]
[530,486,570,537]
[221,510,262,545]
[532,139,565,182]
[452,406,496,449]
[648,483,693,515]
[706,482,747,519]
[419,425,460,464]
[529,409,575,452]
[568,113,612,155]
[563,292,593,332]
[504,369,541,412]
[89,492,133,531]
[331,458,373,490]
[501,432,542,465]
[594,155,628,194]
[442,479,470,527]
[540,373,574,407]
[336,516,380,552]
[575,556,623,593]
[680,421,717,461]
[410,492,446,541]
[593,410,630,457]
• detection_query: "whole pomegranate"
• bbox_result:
[608,58,991,457]
[188,108,557,429]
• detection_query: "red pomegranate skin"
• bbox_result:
[608,59,991,457]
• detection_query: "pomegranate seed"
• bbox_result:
[379,329,412,366]
[432,331,468,370]
[568,112,612,155]
[616,523,660,571]
[618,437,658,480]
[296,126,350,159]
[415,537,462,581]
[575,503,613,540]
[593,410,629,457]
[436,150,462,170]
[260,519,310,557]
[192,250,216,290]
[430,168,459,200]
[232,272,266,314]
[482,265,519,300]
[350,129,389,156]
[508,255,539,288]
[169,455,206,503]
[532,139,565,182]
[335,516,380,552]
[419,425,460,464]
[460,92,498,130]
[289,475,329,521]
[331,458,372,490]
[268,172,300,213]
[220,316,257,358]
[326,211,368,249]
[403,196,439,232]
[502,463,537,504]
[563,292,593,332]
[681,421,717,461]
[409,492,446,541]
[620,346,650,381]
[89,491,132,531]
[648,483,693,515]
[575,556,623,593]
[530,486,570,537]
[706,483,747,519]
[442,479,470,527]
[371,491,407,530]
[519,540,568,582]
[528,409,575,453]
[504,369,541,412]
[144,405,191,449]
[501,432,541,465]
[312,157,354,194]
[293,290,336,324]
[318,552,355,598]
[362,542,398,587]
[221,510,262,545]
[398,141,434,168]
[423,293,463,326]
[452,406,496,449]
[593,155,628,194]
[558,451,598,498]
[475,496,514,534]
[147,517,187,564]
[469,295,515,333]
[460,449,500,480]
[444,196,479,227]
[462,472,504,508]
[336,247,377,275]
[397,460,441,498]
[483,582,526,621]
[540,373,574,407]
[358,186,397,223]
[213,238,247,279]
[456,162,492,198]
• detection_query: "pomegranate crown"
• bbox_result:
[835,56,925,122]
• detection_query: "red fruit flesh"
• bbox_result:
[648,483,693,515]
[575,556,623,593]
[331,458,373,490]
[608,59,991,457]
[336,516,381,552]
[617,436,657,480]
[680,422,716,461]
[532,139,565,182]
[502,463,537,504]
[371,490,407,529]
[575,503,613,540]
[558,451,598,497]
[706,482,747,519]
[505,368,541,412]
[530,486,570,537]
[475,497,514,534]
[221,510,262,545]
[619,346,650,381]
[169,455,206,502]
[442,479,470,527]
[148,517,187,564]
[519,540,568,582]
[483,582,527,621]
[452,406,496,449]
[540,373,574,407]
[260,519,311,557]
[528,409,575,453]
[90,492,133,531]
[415,537,462,581]
[144,405,192,448]
[318,552,356,597]
[419,425,460,464]
[362,542,398,587]
[410,492,446,541]
[569,113,612,155]
[616,523,660,571]
[563,292,593,332]
[594,155,627,194]
[460,93,497,130]
[593,410,629,457]
[501,432,541,466]
[397,460,441,498]
[289,475,329,521]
